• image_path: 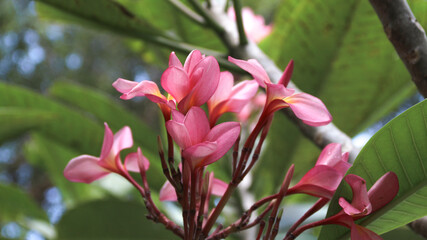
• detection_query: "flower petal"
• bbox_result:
[184,49,203,74]
[64,155,110,183]
[368,172,399,212]
[278,60,294,87]
[161,66,190,103]
[178,56,220,112]
[211,178,228,196]
[287,165,343,199]
[112,78,138,94]
[201,122,241,167]
[168,51,183,68]
[208,71,234,107]
[316,143,351,175]
[166,120,192,149]
[100,123,114,160]
[228,57,270,87]
[284,92,332,126]
[124,148,150,172]
[113,78,164,100]
[184,107,210,145]
[112,126,133,156]
[183,141,217,163]
[341,174,372,217]
[159,181,177,201]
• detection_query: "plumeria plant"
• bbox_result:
[64,50,399,240]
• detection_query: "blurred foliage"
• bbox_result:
[1,0,426,239]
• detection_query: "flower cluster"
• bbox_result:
[63,50,398,240]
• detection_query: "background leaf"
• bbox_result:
[319,99,427,239]
[56,198,178,240]
[0,107,56,144]
[0,183,49,222]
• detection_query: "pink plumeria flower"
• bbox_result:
[325,172,399,240]
[287,143,351,199]
[113,50,220,116]
[166,107,241,169]
[227,7,273,43]
[229,57,332,126]
[207,71,258,126]
[238,92,266,123]
[163,50,220,113]
[64,123,149,183]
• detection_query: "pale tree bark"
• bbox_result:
[369,0,427,236]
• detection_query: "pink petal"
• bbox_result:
[183,141,218,164]
[287,165,343,199]
[368,172,399,212]
[265,83,295,111]
[161,66,190,103]
[284,92,332,126]
[178,56,220,112]
[229,80,259,105]
[184,107,210,145]
[316,143,351,175]
[341,174,372,217]
[211,178,228,196]
[228,57,270,88]
[208,71,234,107]
[278,60,294,87]
[112,78,138,94]
[124,148,150,172]
[168,52,183,68]
[351,224,382,240]
[100,123,114,160]
[159,181,177,201]
[64,155,110,183]
[113,79,164,100]
[184,50,203,74]
[112,126,133,156]
[201,122,241,167]
[166,120,192,149]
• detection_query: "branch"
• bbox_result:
[231,0,248,46]
[204,3,358,158]
[408,216,427,238]
[369,0,427,98]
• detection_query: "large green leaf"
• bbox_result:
[0,82,103,155]
[35,0,168,42]
[0,107,56,144]
[48,81,158,153]
[0,184,49,223]
[56,198,177,240]
[319,99,427,239]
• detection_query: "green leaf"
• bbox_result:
[56,198,178,240]
[48,81,158,153]
[0,184,49,222]
[0,82,103,155]
[35,0,168,42]
[319,99,427,239]
[0,107,56,144]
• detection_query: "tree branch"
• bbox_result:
[369,0,427,98]
[204,2,359,159]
